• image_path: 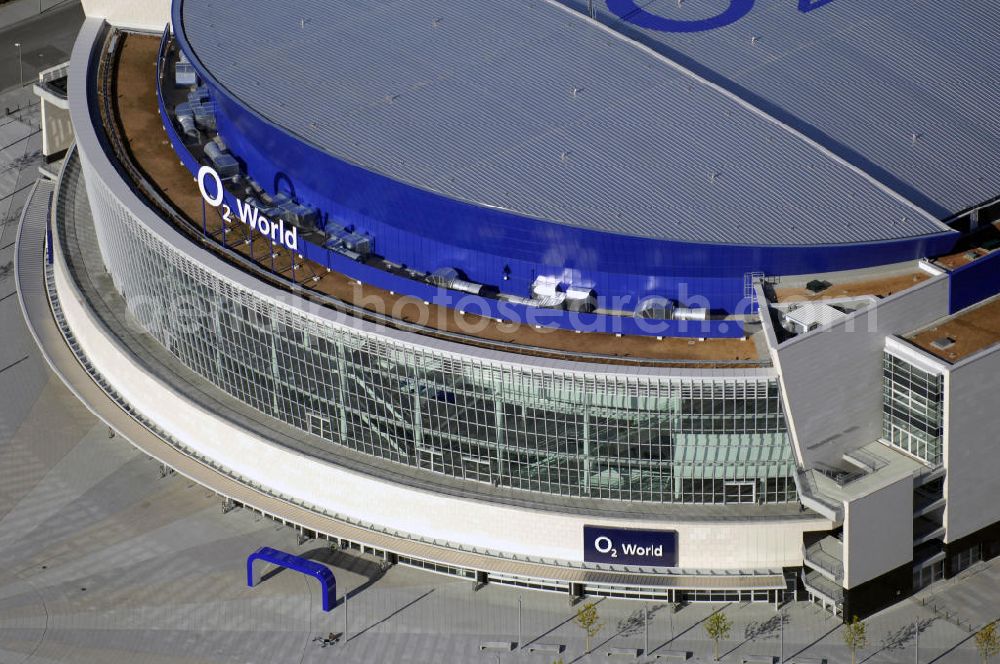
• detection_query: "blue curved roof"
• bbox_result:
[177,0,954,248]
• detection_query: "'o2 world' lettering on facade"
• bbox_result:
[583,525,678,568]
[197,165,299,253]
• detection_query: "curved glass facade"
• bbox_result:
[82,151,797,504]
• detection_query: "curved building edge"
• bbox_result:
[40,4,1000,620]
[80,21,803,509]
[9,16,839,599]
[27,143,829,592]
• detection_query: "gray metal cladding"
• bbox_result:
[594,0,1000,221]
[181,0,956,246]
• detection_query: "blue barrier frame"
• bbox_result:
[246,547,337,612]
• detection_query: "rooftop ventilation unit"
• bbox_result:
[202,141,239,178]
[429,267,460,287]
[930,337,956,350]
[174,61,196,87]
[212,154,239,179]
[781,303,845,334]
[191,102,217,131]
[529,276,567,309]
[534,293,566,309]
[531,276,562,299]
[564,286,597,313]
[673,307,709,321]
[429,267,485,295]
[260,193,318,231]
[806,279,832,294]
[500,294,535,306]
[325,225,372,257]
[188,86,211,104]
[203,141,224,161]
[173,102,199,141]
[636,296,675,319]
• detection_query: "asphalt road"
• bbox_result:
[0,0,84,93]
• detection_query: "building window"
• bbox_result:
[951,544,983,575]
[913,560,944,590]
[724,481,756,504]
[882,352,944,466]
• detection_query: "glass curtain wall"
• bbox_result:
[84,158,798,504]
[882,351,944,465]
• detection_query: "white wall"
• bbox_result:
[773,278,950,468]
[844,475,913,588]
[81,0,168,31]
[944,345,1000,543]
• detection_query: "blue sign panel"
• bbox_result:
[583,525,678,567]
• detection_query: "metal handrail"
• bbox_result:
[804,540,844,580]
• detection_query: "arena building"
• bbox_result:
[17,0,1000,619]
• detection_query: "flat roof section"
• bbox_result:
[771,270,928,303]
[111,33,761,366]
[907,295,1000,364]
[177,0,950,247]
[934,221,1000,271]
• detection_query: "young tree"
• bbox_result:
[704,610,732,662]
[842,615,868,664]
[574,601,604,654]
[976,621,1000,664]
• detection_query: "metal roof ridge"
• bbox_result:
[540,0,951,233]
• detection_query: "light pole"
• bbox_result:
[644,604,649,656]
[14,42,23,88]
[517,596,522,650]
[780,607,784,664]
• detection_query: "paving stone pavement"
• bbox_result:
[0,88,42,244]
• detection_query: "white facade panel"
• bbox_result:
[944,346,1000,543]
[41,101,73,158]
[843,476,913,588]
[82,0,168,31]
